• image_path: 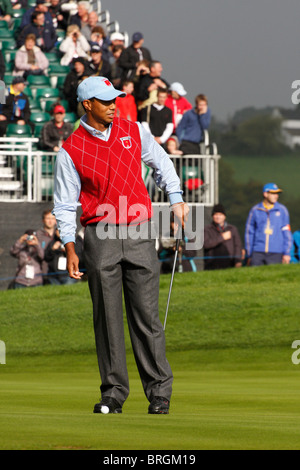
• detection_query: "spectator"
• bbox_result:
[140,88,173,147]
[36,209,57,282]
[109,44,124,89]
[157,214,197,273]
[0,0,13,23]
[166,136,183,155]
[136,60,169,113]
[119,31,152,81]
[176,94,211,155]
[115,80,137,121]
[48,0,67,30]
[13,33,49,78]
[204,204,243,270]
[165,82,193,129]
[10,230,44,288]
[59,24,90,66]
[86,43,111,78]
[63,57,89,113]
[41,104,73,151]
[245,183,292,266]
[81,10,101,40]
[44,229,77,285]
[18,11,57,52]
[89,26,111,62]
[69,1,90,30]
[19,0,54,30]
[290,230,300,263]
[109,31,125,47]
[0,77,31,137]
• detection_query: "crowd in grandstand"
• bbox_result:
[0,0,297,286]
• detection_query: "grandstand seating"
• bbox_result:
[6,124,32,137]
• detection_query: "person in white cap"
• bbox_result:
[53,76,189,415]
[165,82,192,129]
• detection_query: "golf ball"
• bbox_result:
[101,405,109,414]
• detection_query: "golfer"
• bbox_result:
[53,76,189,414]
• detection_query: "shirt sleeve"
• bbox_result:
[53,147,81,245]
[137,121,183,205]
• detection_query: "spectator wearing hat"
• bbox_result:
[204,204,243,270]
[18,11,57,52]
[13,33,49,78]
[41,104,73,151]
[165,82,193,129]
[176,94,211,155]
[115,80,137,122]
[63,57,90,114]
[59,24,90,66]
[86,43,111,78]
[118,31,152,81]
[19,0,54,30]
[0,77,31,136]
[245,183,292,266]
[110,32,125,47]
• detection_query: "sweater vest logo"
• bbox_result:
[120,136,132,149]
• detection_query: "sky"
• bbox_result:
[105,0,300,122]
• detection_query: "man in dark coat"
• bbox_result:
[118,32,152,81]
[204,204,243,270]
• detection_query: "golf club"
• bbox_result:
[163,237,180,330]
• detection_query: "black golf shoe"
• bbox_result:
[148,396,170,414]
[93,396,122,414]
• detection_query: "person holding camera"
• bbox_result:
[10,230,44,288]
[59,24,90,66]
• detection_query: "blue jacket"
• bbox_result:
[245,201,292,256]
[290,230,300,263]
[176,108,211,143]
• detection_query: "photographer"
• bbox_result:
[44,229,77,285]
[59,24,90,66]
[10,230,44,288]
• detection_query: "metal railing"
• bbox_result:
[0,137,220,205]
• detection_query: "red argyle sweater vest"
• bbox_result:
[63,117,153,226]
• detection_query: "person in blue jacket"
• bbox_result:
[290,230,300,263]
[176,93,211,155]
[245,183,292,266]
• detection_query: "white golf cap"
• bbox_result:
[77,76,126,102]
[170,82,187,96]
[110,32,125,41]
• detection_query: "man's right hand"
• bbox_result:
[65,242,84,279]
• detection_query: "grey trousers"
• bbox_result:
[83,222,173,406]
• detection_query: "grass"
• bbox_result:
[1,265,300,450]
[223,154,300,197]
